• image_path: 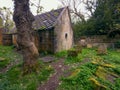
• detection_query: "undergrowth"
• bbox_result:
[0,45,53,90]
[0,45,22,69]
[58,48,120,90]
[0,45,120,90]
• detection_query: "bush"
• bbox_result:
[67,50,78,57]
[115,40,120,48]
[74,45,82,53]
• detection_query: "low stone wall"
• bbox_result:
[78,35,119,49]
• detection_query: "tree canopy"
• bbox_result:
[73,0,120,38]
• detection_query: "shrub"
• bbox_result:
[115,40,120,48]
[67,50,78,57]
[74,45,82,53]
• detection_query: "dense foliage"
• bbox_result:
[73,0,120,38]
[92,0,120,35]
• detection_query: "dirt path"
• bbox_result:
[37,57,91,90]
[37,58,70,90]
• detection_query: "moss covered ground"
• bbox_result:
[57,48,120,90]
[0,45,120,90]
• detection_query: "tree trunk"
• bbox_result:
[13,0,39,75]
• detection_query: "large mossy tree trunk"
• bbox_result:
[13,0,39,75]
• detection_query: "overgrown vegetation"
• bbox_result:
[73,0,120,40]
[0,45,53,90]
[65,48,96,64]
[0,46,120,90]
[115,40,120,48]
[0,64,53,90]
[0,45,22,69]
[57,48,120,90]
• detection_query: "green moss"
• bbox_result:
[58,48,120,90]
[95,66,107,79]
[65,48,97,64]
[67,69,80,79]
[0,46,120,90]
[54,12,59,16]
[89,77,107,90]
[39,26,46,30]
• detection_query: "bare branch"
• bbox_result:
[83,0,97,16]
[30,0,43,15]
[59,0,86,22]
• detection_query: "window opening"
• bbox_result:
[65,33,68,39]
[40,37,43,42]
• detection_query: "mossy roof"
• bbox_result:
[33,7,65,30]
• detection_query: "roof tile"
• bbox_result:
[33,7,65,30]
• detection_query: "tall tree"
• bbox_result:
[13,0,39,74]
[92,0,120,35]
[73,0,120,37]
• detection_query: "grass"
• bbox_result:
[63,48,96,64]
[0,45,120,90]
[0,45,22,69]
[57,48,120,90]
[0,64,53,90]
[55,50,68,58]
[0,45,53,90]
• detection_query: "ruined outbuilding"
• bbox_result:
[33,7,73,53]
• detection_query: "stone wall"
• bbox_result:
[78,35,120,48]
[54,8,73,52]
[33,29,54,53]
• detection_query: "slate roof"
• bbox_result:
[33,7,65,30]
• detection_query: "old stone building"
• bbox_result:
[33,7,73,53]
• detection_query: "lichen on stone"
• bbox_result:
[89,77,107,90]
[95,66,107,79]
[97,44,107,55]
